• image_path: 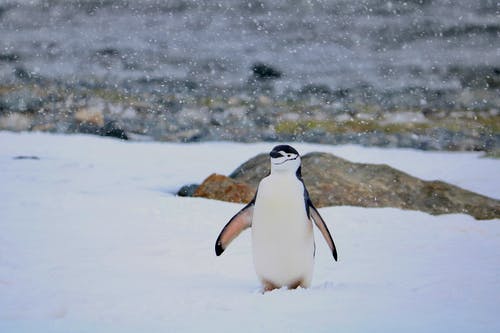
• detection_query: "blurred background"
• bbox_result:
[0,0,499,151]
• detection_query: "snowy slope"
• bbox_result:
[0,132,499,333]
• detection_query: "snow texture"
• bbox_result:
[1,132,499,332]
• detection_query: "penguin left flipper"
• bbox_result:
[307,199,338,261]
[215,199,255,256]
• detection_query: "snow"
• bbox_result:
[1,131,499,333]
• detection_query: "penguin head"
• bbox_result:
[269,145,301,174]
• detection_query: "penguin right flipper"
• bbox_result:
[309,203,338,261]
[304,190,338,262]
[215,198,255,256]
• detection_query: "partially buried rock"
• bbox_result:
[177,184,199,197]
[0,113,32,131]
[71,107,128,140]
[251,62,282,80]
[74,107,104,127]
[194,152,500,220]
[100,121,128,140]
[193,173,255,204]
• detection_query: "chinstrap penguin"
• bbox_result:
[215,145,337,291]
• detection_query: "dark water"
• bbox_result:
[0,0,499,101]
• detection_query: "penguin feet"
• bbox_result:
[287,279,306,290]
[261,279,279,293]
[260,278,307,293]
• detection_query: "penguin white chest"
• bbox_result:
[251,174,314,287]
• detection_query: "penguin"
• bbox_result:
[215,145,337,291]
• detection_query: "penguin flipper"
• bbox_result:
[308,201,338,261]
[215,200,254,256]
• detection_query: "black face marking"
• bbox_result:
[270,145,299,156]
[269,150,282,158]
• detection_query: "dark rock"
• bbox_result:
[226,152,500,220]
[251,63,282,80]
[177,184,199,197]
[101,121,128,140]
[333,88,350,99]
[95,48,121,58]
[486,67,500,88]
[0,52,21,63]
[13,67,36,81]
[0,4,12,18]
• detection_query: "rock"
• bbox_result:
[0,88,43,113]
[0,52,21,62]
[257,95,273,106]
[0,113,32,131]
[74,107,105,126]
[13,67,35,81]
[228,153,269,185]
[225,152,500,220]
[227,97,241,106]
[225,107,248,119]
[70,112,128,140]
[177,107,210,127]
[251,63,282,80]
[193,173,255,204]
[177,184,199,197]
[174,128,206,142]
[95,48,121,58]
[31,122,56,132]
[70,122,101,136]
[100,121,128,140]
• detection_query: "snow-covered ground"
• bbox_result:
[1,132,499,333]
